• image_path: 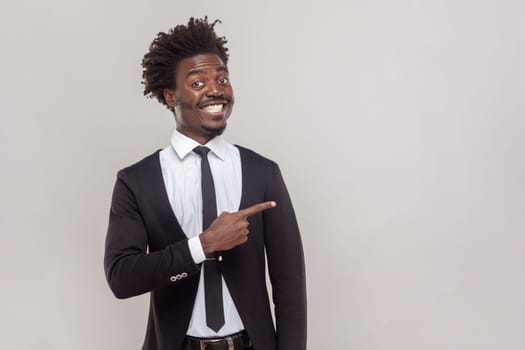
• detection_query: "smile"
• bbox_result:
[200,103,225,113]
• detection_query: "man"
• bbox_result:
[104,17,306,350]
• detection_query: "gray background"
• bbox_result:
[1,0,524,349]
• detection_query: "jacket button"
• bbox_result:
[181,272,188,278]
[170,276,177,282]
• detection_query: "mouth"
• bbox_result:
[199,103,226,113]
[198,98,230,114]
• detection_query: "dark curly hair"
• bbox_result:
[141,17,229,112]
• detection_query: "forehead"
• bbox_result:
[175,53,227,81]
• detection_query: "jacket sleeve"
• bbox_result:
[104,171,201,299]
[263,164,307,350]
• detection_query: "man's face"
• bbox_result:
[164,53,234,144]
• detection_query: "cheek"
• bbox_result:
[178,96,199,110]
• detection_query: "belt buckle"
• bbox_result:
[198,337,233,350]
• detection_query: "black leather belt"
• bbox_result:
[182,331,252,350]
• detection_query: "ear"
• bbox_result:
[163,88,177,108]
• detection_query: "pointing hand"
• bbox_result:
[199,201,277,255]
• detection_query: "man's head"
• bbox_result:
[142,17,234,144]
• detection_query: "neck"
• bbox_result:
[176,126,216,145]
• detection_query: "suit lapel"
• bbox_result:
[237,145,249,212]
[144,150,188,242]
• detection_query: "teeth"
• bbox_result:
[202,104,224,113]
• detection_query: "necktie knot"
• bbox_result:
[193,146,211,157]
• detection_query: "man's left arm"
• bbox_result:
[263,163,307,350]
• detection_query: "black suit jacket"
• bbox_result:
[104,145,307,350]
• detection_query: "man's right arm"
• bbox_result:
[104,170,276,299]
[104,172,200,299]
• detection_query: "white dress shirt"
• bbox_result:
[159,129,244,337]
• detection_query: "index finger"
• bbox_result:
[238,201,277,217]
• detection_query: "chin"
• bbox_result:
[203,124,227,136]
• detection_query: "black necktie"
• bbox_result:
[193,146,225,332]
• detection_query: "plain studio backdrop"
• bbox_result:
[1,0,524,349]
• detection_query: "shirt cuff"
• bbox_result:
[188,236,206,264]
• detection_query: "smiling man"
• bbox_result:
[104,18,306,350]
[164,53,233,144]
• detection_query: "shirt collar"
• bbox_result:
[170,129,227,161]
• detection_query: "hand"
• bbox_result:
[199,201,277,255]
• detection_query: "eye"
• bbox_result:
[191,81,205,89]
[218,77,230,85]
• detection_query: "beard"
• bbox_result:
[202,123,227,136]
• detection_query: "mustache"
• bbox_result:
[198,95,232,106]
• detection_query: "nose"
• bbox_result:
[205,81,224,97]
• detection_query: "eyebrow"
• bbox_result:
[185,66,229,79]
